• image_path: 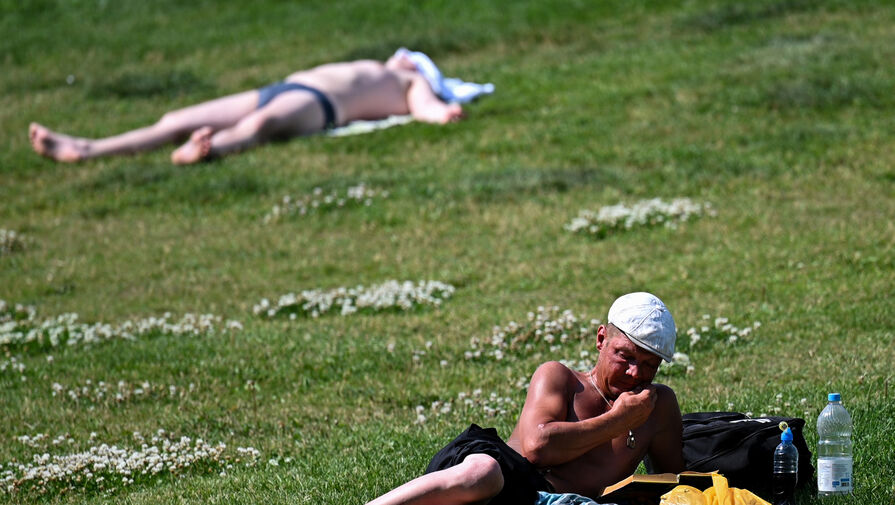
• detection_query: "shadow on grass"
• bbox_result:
[76,164,271,218]
[763,76,886,109]
[337,28,495,62]
[454,166,611,203]
[681,0,825,32]
[86,70,215,100]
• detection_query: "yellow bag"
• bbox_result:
[660,474,770,505]
[658,485,707,505]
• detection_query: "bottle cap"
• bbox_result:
[828,393,841,402]
[781,427,793,442]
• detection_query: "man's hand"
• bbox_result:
[611,385,657,430]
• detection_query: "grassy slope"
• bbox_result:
[1,0,893,503]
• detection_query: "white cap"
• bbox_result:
[607,292,676,362]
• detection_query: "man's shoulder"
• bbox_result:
[650,383,682,417]
[651,383,678,399]
[535,360,575,375]
[530,360,579,386]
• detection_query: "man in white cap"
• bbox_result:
[366,292,684,505]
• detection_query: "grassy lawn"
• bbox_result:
[2,0,893,503]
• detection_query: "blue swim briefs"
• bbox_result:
[256,82,336,129]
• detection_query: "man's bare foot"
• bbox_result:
[171,127,213,165]
[29,123,89,162]
[441,103,465,124]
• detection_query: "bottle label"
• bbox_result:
[818,457,852,492]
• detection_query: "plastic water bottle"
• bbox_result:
[816,392,853,496]
[772,427,798,505]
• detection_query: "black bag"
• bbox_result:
[680,412,815,498]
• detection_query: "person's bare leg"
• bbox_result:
[406,75,464,125]
[171,91,325,163]
[29,90,258,162]
[365,454,504,505]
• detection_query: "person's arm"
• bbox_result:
[406,75,464,124]
[644,385,685,473]
[514,361,657,467]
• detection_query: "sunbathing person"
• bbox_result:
[366,292,685,505]
[28,49,488,164]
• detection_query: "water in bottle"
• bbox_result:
[772,427,798,505]
[816,392,853,496]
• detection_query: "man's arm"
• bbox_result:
[644,385,685,473]
[406,75,464,124]
[512,361,656,467]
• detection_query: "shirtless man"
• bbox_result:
[28,52,464,164]
[367,292,684,505]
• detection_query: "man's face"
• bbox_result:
[597,325,662,396]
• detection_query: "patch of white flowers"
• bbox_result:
[263,183,389,223]
[0,229,26,255]
[661,351,694,375]
[1,430,261,495]
[415,389,521,424]
[685,314,761,349]
[728,394,811,420]
[51,379,197,406]
[465,306,600,363]
[0,299,242,350]
[565,198,715,238]
[1,356,26,381]
[661,314,761,377]
[415,307,598,423]
[254,280,455,319]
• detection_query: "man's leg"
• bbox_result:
[171,90,326,164]
[366,454,504,505]
[29,90,258,162]
[406,75,463,125]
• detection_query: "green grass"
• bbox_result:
[2,0,894,503]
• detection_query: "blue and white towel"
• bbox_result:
[393,47,495,104]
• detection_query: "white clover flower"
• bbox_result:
[262,183,389,223]
[0,229,26,255]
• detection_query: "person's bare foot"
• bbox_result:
[29,122,89,162]
[171,127,213,164]
[441,103,464,124]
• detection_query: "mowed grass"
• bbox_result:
[1,0,894,504]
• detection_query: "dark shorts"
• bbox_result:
[425,424,554,505]
[256,81,336,129]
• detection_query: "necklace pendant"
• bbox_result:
[626,430,636,449]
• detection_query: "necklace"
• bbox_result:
[587,372,636,449]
